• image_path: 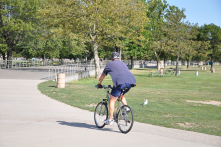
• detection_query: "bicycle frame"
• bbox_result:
[94,84,134,133]
[102,85,124,121]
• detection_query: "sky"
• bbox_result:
[165,0,221,27]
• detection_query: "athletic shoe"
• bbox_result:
[124,107,130,112]
[103,119,114,125]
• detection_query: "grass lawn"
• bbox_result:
[38,65,221,136]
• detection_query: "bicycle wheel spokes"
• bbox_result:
[94,102,108,128]
[117,105,134,134]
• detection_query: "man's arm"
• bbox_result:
[98,73,106,84]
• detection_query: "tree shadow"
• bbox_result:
[133,74,150,77]
[134,68,149,70]
[9,68,49,72]
[40,77,51,80]
[57,121,119,133]
[48,86,56,88]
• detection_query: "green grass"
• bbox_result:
[38,65,221,136]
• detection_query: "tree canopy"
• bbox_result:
[39,0,149,78]
[0,0,220,75]
[198,24,221,69]
[0,0,42,67]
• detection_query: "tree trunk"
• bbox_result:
[7,43,13,68]
[187,55,190,68]
[164,58,166,68]
[156,59,158,69]
[85,54,88,62]
[93,44,101,78]
[211,54,214,70]
[0,51,6,60]
[210,47,215,70]
[61,58,64,65]
[154,51,159,69]
[176,33,179,76]
[119,47,122,61]
[187,59,189,68]
[43,54,45,66]
[130,56,134,69]
[115,46,119,52]
[175,56,179,76]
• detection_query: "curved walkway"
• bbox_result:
[0,68,220,147]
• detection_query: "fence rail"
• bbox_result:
[48,63,107,80]
[0,60,51,69]
[1,59,220,80]
[0,60,96,69]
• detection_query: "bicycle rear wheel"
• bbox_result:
[94,102,108,128]
[117,105,134,134]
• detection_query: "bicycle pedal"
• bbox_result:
[122,112,127,115]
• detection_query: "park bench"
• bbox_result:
[166,68,176,74]
[150,71,164,77]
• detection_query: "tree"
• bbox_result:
[181,23,200,68]
[198,24,221,70]
[0,37,7,60]
[146,0,168,69]
[14,23,86,63]
[184,27,209,68]
[126,39,145,69]
[13,29,47,59]
[0,0,42,67]
[39,0,148,78]
[165,6,189,76]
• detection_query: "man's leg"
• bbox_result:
[119,84,131,106]
[109,94,117,120]
[120,95,127,105]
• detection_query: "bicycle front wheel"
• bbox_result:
[117,105,134,134]
[94,102,108,128]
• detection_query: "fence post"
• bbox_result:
[55,67,56,79]
[71,65,73,74]
[49,67,50,80]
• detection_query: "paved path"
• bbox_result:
[0,67,49,80]
[0,68,220,147]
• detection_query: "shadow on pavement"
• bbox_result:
[6,68,49,72]
[57,121,119,133]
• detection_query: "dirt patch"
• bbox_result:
[86,103,97,107]
[150,91,162,94]
[177,122,194,128]
[164,114,183,118]
[186,100,221,106]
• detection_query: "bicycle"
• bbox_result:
[94,85,134,134]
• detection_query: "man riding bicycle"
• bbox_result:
[97,52,136,125]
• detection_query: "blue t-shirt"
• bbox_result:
[102,60,136,88]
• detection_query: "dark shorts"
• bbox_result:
[111,83,132,97]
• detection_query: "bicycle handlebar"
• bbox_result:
[94,85,113,89]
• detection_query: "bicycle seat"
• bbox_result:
[121,87,129,92]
